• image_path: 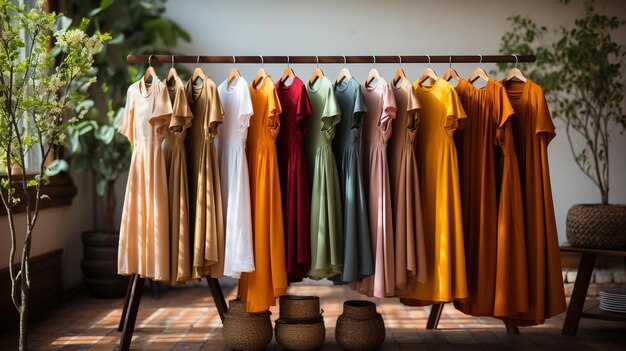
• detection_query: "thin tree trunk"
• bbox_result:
[19,275,28,351]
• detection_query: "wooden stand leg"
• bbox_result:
[117,276,134,332]
[562,253,596,336]
[207,278,228,323]
[426,303,444,329]
[119,274,145,351]
[504,320,520,334]
[150,279,160,299]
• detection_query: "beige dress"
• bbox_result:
[389,78,427,293]
[118,78,172,282]
[163,74,193,285]
[185,73,225,279]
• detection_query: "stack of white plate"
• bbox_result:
[599,288,626,313]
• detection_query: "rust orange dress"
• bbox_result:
[502,79,566,326]
[238,76,288,313]
[453,79,528,318]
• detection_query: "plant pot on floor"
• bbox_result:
[81,230,128,298]
[566,204,626,249]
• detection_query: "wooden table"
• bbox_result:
[560,244,626,336]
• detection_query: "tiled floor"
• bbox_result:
[1,280,625,350]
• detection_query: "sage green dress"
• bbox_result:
[305,76,343,279]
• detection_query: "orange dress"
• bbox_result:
[502,79,566,326]
[238,77,288,312]
[399,78,468,305]
[453,79,528,317]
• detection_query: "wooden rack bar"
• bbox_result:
[127,54,535,64]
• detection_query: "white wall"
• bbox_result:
[163,0,626,243]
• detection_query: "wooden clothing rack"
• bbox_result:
[117,53,535,350]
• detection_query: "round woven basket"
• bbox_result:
[335,301,385,351]
[222,300,273,351]
[279,295,321,320]
[566,204,626,249]
[275,317,325,351]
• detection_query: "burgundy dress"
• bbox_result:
[275,77,313,282]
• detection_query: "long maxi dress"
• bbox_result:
[453,78,528,318]
[163,75,193,285]
[389,77,427,293]
[305,76,344,280]
[333,77,373,283]
[118,78,172,283]
[185,73,225,279]
[216,77,255,278]
[238,76,288,313]
[275,77,313,283]
[501,79,566,326]
[399,78,468,305]
[357,77,397,298]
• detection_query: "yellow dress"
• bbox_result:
[399,78,468,305]
[238,77,288,312]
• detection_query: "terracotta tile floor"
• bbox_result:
[1,280,625,350]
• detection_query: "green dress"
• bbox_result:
[305,76,343,279]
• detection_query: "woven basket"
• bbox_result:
[566,204,626,249]
[335,301,385,351]
[279,295,321,320]
[275,317,325,351]
[222,300,273,351]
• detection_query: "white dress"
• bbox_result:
[216,77,255,278]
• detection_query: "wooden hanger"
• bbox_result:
[443,56,461,82]
[253,55,268,88]
[392,55,407,86]
[280,55,296,85]
[336,55,352,85]
[366,56,381,87]
[143,55,157,85]
[191,56,205,86]
[418,55,438,86]
[227,55,241,86]
[505,54,527,82]
[166,55,178,86]
[469,55,490,84]
[309,56,325,87]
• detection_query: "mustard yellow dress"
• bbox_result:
[399,78,468,305]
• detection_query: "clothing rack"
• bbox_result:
[117,53,534,350]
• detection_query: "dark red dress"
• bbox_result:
[275,77,313,282]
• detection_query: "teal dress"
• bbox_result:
[305,76,343,279]
[332,77,373,283]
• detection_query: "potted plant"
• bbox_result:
[496,0,626,248]
[62,0,190,297]
[0,1,108,349]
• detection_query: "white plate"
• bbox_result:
[599,304,626,313]
[600,296,626,302]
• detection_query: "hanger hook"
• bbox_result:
[197,55,200,64]
[148,55,153,67]
[287,55,290,68]
[171,55,174,68]
[315,55,319,68]
[260,55,264,68]
[478,54,483,65]
[372,55,376,69]
[232,55,236,67]
[343,55,347,68]
[449,55,452,68]
[427,54,431,68]
[398,55,402,67]
[513,54,519,68]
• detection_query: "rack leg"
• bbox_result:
[426,303,444,329]
[117,277,134,332]
[504,320,520,334]
[207,277,228,322]
[562,253,596,336]
[119,274,145,351]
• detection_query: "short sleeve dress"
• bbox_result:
[185,73,225,279]
[389,77,427,293]
[399,78,468,305]
[452,78,528,318]
[305,76,344,280]
[357,77,397,298]
[333,77,373,283]
[118,78,172,282]
[217,77,255,278]
[501,79,566,326]
[275,77,313,283]
[238,76,288,313]
[163,74,193,285]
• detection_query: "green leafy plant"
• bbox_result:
[496,0,626,204]
[0,1,108,349]
[64,0,190,232]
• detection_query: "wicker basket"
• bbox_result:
[275,316,325,351]
[335,300,385,351]
[222,300,273,351]
[566,204,626,249]
[279,295,321,320]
